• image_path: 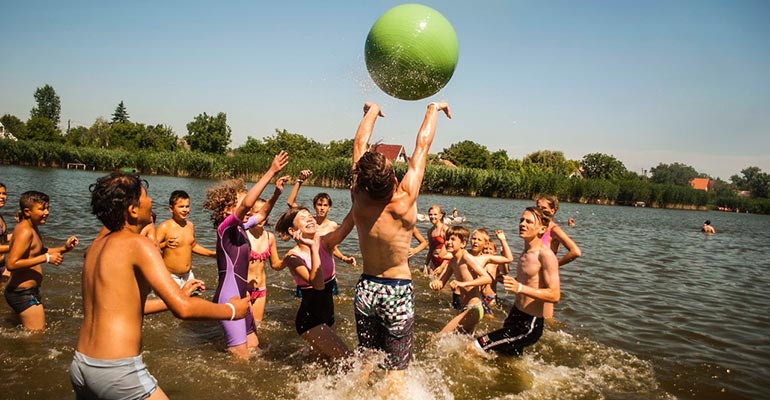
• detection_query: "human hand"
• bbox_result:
[46,252,63,265]
[429,279,443,290]
[182,279,206,297]
[344,255,357,266]
[167,236,179,249]
[226,296,251,319]
[364,102,385,117]
[274,175,290,193]
[65,236,79,251]
[298,169,313,181]
[292,230,316,247]
[503,276,523,293]
[449,280,461,290]
[271,151,289,173]
[494,230,506,241]
[429,102,452,119]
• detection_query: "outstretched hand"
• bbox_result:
[271,151,289,173]
[274,175,290,193]
[298,169,313,181]
[429,101,452,119]
[364,102,385,117]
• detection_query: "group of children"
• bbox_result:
[0,100,583,398]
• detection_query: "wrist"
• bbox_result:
[225,302,236,320]
[45,253,51,264]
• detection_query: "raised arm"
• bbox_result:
[352,102,385,164]
[551,225,582,266]
[489,230,513,265]
[235,151,289,220]
[253,175,290,224]
[399,102,451,201]
[322,209,354,250]
[286,169,313,208]
[408,227,428,257]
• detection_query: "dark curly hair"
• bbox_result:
[89,173,147,232]
[353,150,395,202]
[202,179,246,228]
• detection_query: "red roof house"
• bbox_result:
[690,177,712,191]
[372,144,408,163]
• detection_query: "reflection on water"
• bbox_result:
[1,165,769,399]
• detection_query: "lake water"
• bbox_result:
[1,165,769,399]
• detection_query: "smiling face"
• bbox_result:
[444,233,466,254]
[290,209,317,238]
[170,198,191,221]
[428,205,443,226]
[0,185,7,209]
[25,202,50,225]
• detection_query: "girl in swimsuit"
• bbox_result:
[0,182,10,286]
[423,204,449,276]
[245,199,283,325]
[202,152,289,360]
[274,206,355,359]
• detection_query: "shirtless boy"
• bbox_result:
[350,101,451,387]
[5,191,78,330]
[429,226,492,334]
[469,206,560,356]
[466,228,513,313]
[70,173,249,399]
[155,190,215,287]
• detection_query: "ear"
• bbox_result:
[22,207,32,217]
[127,203,140,222]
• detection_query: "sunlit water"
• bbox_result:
[1,165,768,399]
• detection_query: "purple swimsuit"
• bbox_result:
[213,213,256,347]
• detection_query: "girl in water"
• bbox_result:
[274,206,354,359]
[245,199,283,327]
[423,204,449,275]
[202,151,289,359]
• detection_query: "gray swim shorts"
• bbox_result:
[70,351,158,400]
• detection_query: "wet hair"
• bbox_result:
[18,191,50,220]
[202,179,246,228]
[0,182,5,190]
[274,206,310,241]
[313,193,332,207]
[525,206,552,228]
[89,173,147,231]
[353,150,395,202]
[537,195,559,213]
[704,220,711,225]
[471,228,490,241]
[445,225,470,244]
[169,190,190,207]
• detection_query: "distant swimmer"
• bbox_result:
[702,220,715,234]
[568,217,575,227]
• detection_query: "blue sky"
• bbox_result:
[2,0,768,180]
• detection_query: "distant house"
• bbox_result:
[690,177,712,191]
[372,143,408,163]
[0,122,18,141]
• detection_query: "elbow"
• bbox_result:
[551,291,561,303]
[573,248,582,258]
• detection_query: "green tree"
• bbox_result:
[260,129,325,159]
[522,150,572,175]
[440,140,490,169]
[581,153,628,180]
[733,167,770,198]
[650,162,700,186]
[235,136,268,154]
[26,115,62,142]
[111,101,130,123]
[327,138,355,159]
[489,149,509,170]
[184,112,231,154]
[30,84,61,127]
[0,114,28,139]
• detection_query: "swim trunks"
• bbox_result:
[4,285,42,314]
[462,301,485,321]
[473,306,544,356]
[354,274,414,370]
[170,270,195,288]
[213,214,256,347]
[70,351,158,400]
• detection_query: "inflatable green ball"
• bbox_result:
[365,4,459,101]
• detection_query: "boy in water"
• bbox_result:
[469,206,560,356]
[467,228,513,315]
[351,101,451,391]
[286,169,357,265]
[155,190,216,288]
[71,173,250,399]
[429,226,492,334]
[5,191,78,330]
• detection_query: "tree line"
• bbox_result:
[2,84,769,213]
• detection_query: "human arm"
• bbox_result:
[321,209,354,250]
[451,253,493,290]
[235,151,289,221]
[144,279,206,314]
[292,233,324,290]
[332,245,356,266]
[267,232,284,271]
[352,102,385,165]
[399,102,451,202]
[6,230,77,269]
[408,227,428,258]
[551,225,582,266]
[488,230,514,265]
[253,175,290,226]
[429,260,453,290]
[504,252,561,303]
[136,238,249,319]
[286,169,312,208]
[191,242,216,257]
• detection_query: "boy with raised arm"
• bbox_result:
[5,191,78,330]
[155,190,215,288]
[469,206,560,356]
[71,173,250,399]
[429,226,492,334]
[350,101,451,390]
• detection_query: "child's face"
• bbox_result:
[444,234,466,254]
[428,207,443,225]
[314,198,331,219]
[170,198,191,220]
[25,202,50,225]
[483,243,497,255]
[291,209,316,237]
[470,232,489,252]
[519,210,545,239]
[536,199,555,216]
[0,186,7,209]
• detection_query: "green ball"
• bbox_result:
[365,4,459,101]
